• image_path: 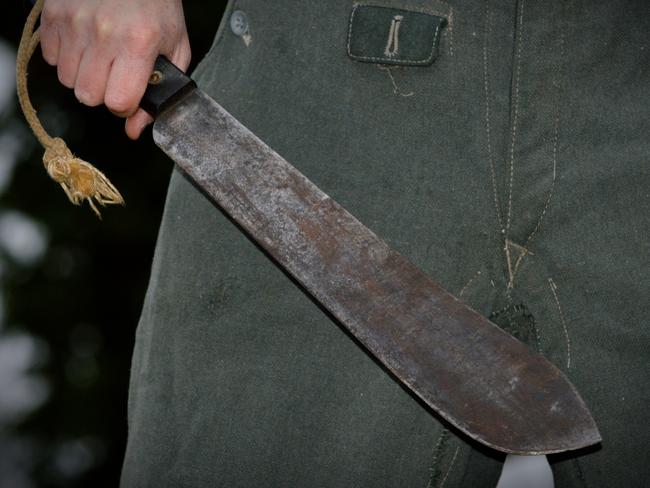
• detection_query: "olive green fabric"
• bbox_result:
[121,0,650,486]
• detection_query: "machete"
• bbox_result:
[140,56,600,455]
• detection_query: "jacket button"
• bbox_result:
[230,10,250,37]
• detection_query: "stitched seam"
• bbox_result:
[426,430,449,488]
[446,7,454,57]
[504,0,527,291]
[509,9,568,290]
[459,270,482,297]
[438,446,460,487]
[532,313,542,352]
[347,4,444,65]
[554,12,587,485]
[505,0,527,235]
[522,20,566,251]
[548,278,572,369]
[509,246,529,287]
[483,0,504,234]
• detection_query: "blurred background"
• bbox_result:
[0,1,227,486]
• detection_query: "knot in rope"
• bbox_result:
[42,137,123,217]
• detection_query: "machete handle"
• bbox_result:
[140,56,197,118]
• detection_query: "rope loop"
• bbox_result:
[16,0,124,218]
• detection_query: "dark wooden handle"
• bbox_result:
[140,56,196,118]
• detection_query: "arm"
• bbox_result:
[40,0,191,139]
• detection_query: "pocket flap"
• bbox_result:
[347,3,447,66]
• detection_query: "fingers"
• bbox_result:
[39,18,60,66]
[125,109,153,141]
[54,6,92,89]
[74,46,112,107]
[56,32,85,89]
[105,53,156,118]
[124,39,192,140]
[172,36,192,72]
[38,0,192,140]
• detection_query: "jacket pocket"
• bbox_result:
[347,2,447,66]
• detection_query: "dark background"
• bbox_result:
[0,1,227,486]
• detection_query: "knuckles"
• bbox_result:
[41,0,188,117]
[44,2,166,48]
[42,1,85,28]
[93,14,114,41]
[40,2,63,25]
[92,13,163,49]
[71,9,91,31]
[122,23,163,54]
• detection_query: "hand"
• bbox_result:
[40,0,191,140]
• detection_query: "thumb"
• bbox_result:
[125,109,154,140]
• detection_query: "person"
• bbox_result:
[39,0,191,140]
[40,0,650,486]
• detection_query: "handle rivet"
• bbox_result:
[149,70,164,85]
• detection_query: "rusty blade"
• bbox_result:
[152,88,601,455]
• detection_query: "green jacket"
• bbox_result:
[122,1,650,486]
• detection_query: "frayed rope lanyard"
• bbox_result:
[16,0,124,218]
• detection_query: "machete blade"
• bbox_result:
[145,63,601,455]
